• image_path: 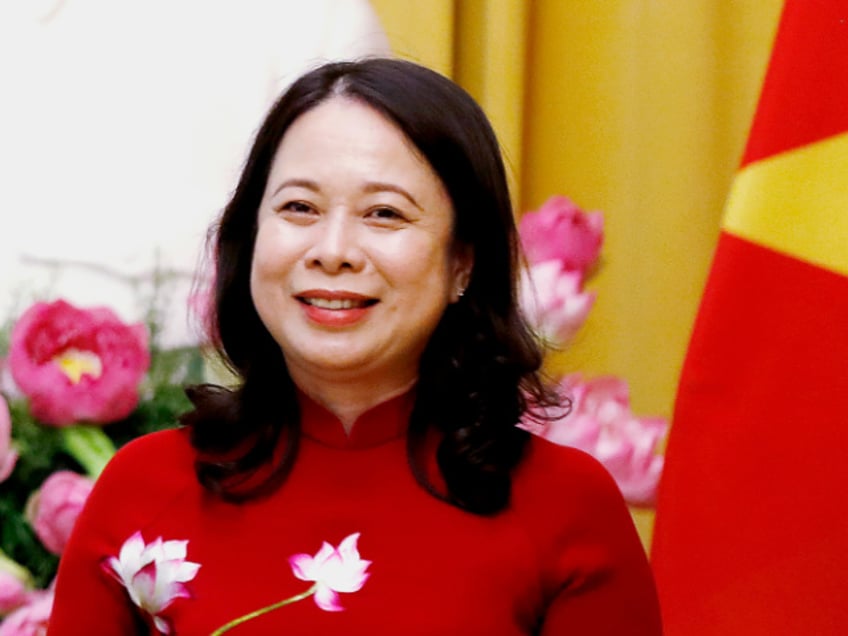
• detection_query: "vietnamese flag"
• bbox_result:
[651,1,848,634]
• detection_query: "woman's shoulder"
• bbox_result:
[515,433,623,501]
[64,427,201,561]
[508,438,662,633]
[510,433,637,539]
[107,426,194,472]
[112,425,194,460]
[91,427,198,505]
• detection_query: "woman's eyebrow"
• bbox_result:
[270,178,320,197]
[362,181,422,210]
[270,179,423,211]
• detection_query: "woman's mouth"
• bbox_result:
[296,292,378,326]
[299,297,377,310]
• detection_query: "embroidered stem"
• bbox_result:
[210,584,319,635]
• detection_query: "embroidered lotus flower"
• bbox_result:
[519,261,595,346]
[0,395,17,483]
[8,299,150,426]
[25,471,94,555]
[102,531,200,635]
[518,195,604,275]
[212,532,371,635]
[289,532,371,612]
[522,374,667,507]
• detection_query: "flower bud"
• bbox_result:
[25,471,94,555]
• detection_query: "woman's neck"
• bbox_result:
[292,376,417,434]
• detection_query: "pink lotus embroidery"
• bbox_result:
[211,532,371,635]
[102,531,200,635]
[289,532,371,612]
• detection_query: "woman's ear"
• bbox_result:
[450,244,474,303]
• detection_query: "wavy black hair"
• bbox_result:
[182,57,561,515]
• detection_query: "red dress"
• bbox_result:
[48,392,662,635]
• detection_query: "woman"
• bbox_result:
[48,58,662,634]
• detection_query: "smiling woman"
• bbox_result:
[46,59,662,635]
[251,97,470,424]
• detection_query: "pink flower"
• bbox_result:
[0,553,32,617]
[8,300,150,426]
[0,589,52,636]
[0,572,30,616]
[102,531,200,635]
[518,195,604,275]
[289,532,371,612]
[519,261,595,346]
[187,268,216,345]
[25,471,94,555]
[522,375,667,507]
[0,395,17,483]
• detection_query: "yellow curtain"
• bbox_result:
[370,0,784,545]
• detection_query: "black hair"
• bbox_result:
[181,57,560,515]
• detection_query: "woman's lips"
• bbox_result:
[296,291,377,326]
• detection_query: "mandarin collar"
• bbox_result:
[297,389,415,449]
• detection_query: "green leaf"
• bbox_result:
[60,426,117,479]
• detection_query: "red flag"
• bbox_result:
[651,1,848,634]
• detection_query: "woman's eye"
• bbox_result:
[369,207,404,221]
[281,201,314,214]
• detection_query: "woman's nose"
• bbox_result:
[305,212,365,273]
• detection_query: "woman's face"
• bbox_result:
[250,96,472,391]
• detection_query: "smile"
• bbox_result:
[299,297,376,310]
[296,293,378,327]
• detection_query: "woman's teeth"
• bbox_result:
[303,298,368,310]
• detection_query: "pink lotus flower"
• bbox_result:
[8,299,150,426]
[25,471,94,556]
[518,195,604,275]
[103,532,200,635]
[519,261,595,346]
[0,395,17,483]
[0,589,52,636]
[0,573,30,617]
[289,532,371,612]
[0,552,32,616]
[522,374,667,507]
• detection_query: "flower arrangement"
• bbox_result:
[0,294,205,631]
[517,195,667,507]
